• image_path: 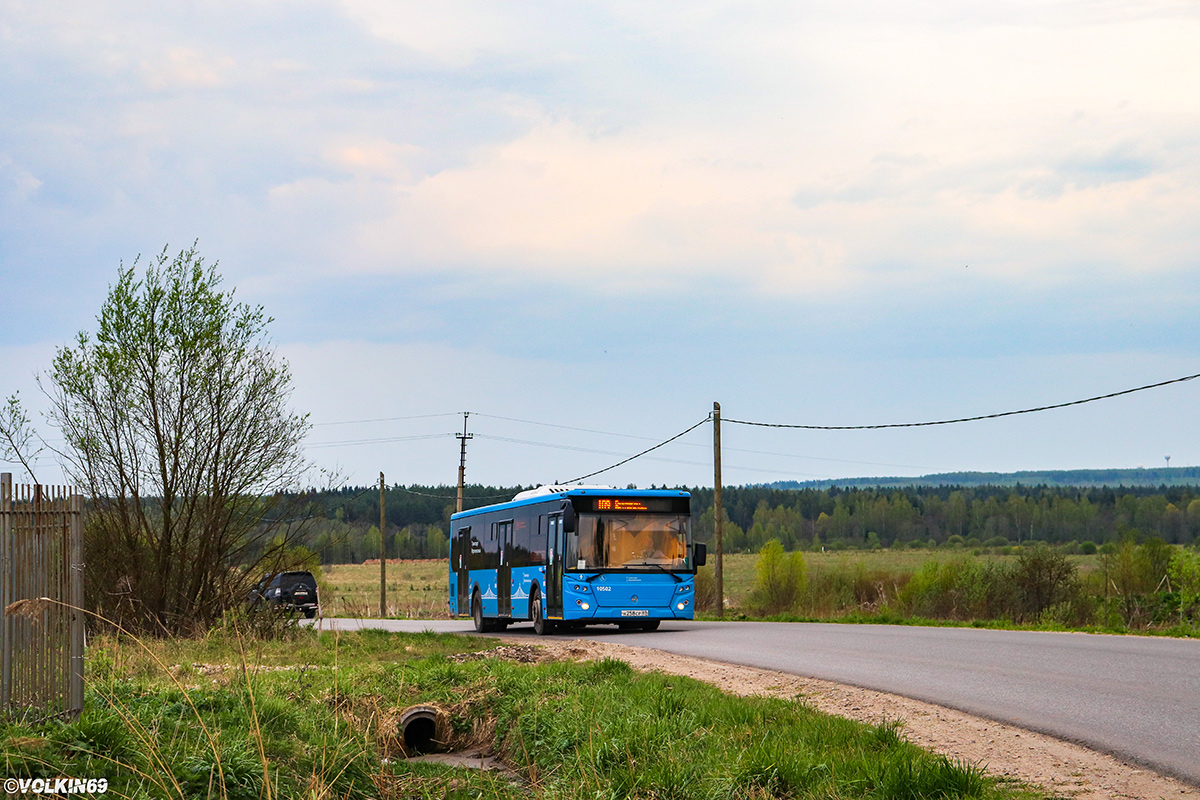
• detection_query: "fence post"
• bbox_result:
[69,492,84,718]
[1,472,11,711]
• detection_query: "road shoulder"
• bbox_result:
[508,634,1198,800]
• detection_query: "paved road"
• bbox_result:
[315,618,1200,785]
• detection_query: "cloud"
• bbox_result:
[0,155,42,203]
[4,2,1200,316]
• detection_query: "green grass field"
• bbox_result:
[1,627,1049,800]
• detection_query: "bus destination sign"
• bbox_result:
[591,497,682,513]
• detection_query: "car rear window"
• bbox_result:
[280,572,316,590]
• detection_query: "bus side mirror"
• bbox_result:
[694,542,707,567]
[562,501,577,533]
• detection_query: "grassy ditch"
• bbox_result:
[0,628,1047,800]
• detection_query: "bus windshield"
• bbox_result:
[570,514,690,571]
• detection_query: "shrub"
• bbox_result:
[694,565,718,612]
[747,539,807,616]
[897,558,1014,621]
[1012,546,1080,622]
[1168,548,1200,626]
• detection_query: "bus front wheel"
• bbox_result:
[531,587,555,636]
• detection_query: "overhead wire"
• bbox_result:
[562,416,713,484]
[305,433,452,449]
[299,371,1200,485]
[474,413,931,469]
[472,433,807,476]
[472,412,662,442]
[724,372,1200,430]
[311,412,461,427]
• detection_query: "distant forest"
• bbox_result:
[297,480,1200,564]
[771,466,1200,490]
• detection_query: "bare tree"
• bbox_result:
[0,392,42,483]
[45,245,312,633]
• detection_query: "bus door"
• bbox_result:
[497,520,513,617]
[455,526,470,615]
[546,513,564,618]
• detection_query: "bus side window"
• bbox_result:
[456,526,470,569]
[498,520,513,563]
[510,516,530,568]
[531,515,546,565]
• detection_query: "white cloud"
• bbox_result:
[139,46,234,90]
[340,0,519,67]
[0,155,42,202]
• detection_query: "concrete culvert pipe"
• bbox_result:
[399,704,450,755]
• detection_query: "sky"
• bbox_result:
[2,1,1199,491]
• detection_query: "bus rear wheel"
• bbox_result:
[531,587,555,636]
[472,590,505,633]
[472,592,486,633]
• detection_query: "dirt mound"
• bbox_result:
[450,644,548,664]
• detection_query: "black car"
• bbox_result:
[248,571,320,618]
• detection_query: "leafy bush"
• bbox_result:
[1168,548,1200,626]
[1012,546,1081,621]
[693,565,718,612]
[897,559,1014,621]
[747,539,807,615]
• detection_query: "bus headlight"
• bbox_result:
[581,602,590,610]
[676,600,689,610]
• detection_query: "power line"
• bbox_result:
[725,372,1200,431]
[472,412,662,442]
[563,417,712,484]
[473,434,813,477]
[475,414,932,469]
[305,433,453,449]
[311,412,460,427]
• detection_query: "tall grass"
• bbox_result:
[2,625,1050,800]
[717,541,1200,634]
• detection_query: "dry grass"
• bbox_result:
[318,560,451,619]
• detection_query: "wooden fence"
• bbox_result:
[0,473,84,721]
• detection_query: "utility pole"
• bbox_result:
[456,412,473,514]
[713,402,724,618]
[379,472,386,618]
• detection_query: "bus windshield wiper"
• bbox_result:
[624,562,682,582]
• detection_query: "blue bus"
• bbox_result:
[449,486,706,634]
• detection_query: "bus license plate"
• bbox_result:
[621,609,649,617]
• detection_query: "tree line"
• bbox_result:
[686,484,1200,552]
[300,482,1200,564]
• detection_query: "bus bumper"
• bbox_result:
[562,603,694,621]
